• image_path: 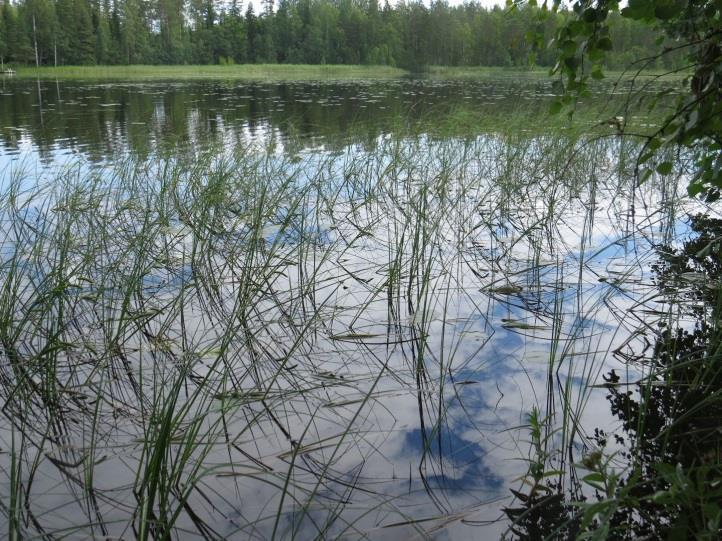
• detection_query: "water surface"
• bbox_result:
[0,77,704,539]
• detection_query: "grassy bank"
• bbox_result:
[13,64,407,80]
[11,64,688,82]
[424,65,548,79]
[12,63,548,82]
[425,65,689,81]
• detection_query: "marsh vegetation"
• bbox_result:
[0,75,716,539]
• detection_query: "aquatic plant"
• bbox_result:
[505,213,722,540]
[0,125,685,538]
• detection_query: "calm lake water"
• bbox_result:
[0,77,704,539]
[0,75,664,164]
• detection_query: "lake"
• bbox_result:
[0,76,705,539]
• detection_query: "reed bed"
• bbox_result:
[0,130,690,538]
[14,64,407,81]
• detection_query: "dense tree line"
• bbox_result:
[0,0,679,69]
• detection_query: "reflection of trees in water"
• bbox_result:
[505,214,722,540]
[0,80,449,158]
[0,79,644,161]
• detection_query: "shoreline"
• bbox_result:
[8,64,688,82]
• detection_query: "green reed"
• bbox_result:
[0,124,687,539]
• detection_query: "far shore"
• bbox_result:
[12,64,407,81]
[6,64,688,83]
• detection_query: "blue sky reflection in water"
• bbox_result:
[0,77,711,539]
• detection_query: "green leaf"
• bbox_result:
[656,161,673,175]
[687,182,704,197]
[549,100,563,115]
[588,47,605,62]
[621,0,655,20]
[654,0,685,20]
[560,40,577,57]
[583,472,605,483]
[582,8,601,23]
[652,490,674,504]
[648,137,662,151]
[596,37,613,51]
[568,20,593,37]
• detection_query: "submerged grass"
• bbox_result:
[0,124,691,538]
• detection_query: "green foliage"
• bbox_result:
[1,3,33,64]
[506,215,722,540]
[0,0,676,71]
[517,0,722,200]
[503,408,578,540]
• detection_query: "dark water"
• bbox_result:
[0,78,555,161]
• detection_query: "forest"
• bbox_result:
[0,0,681,70]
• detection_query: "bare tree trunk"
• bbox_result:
[33,14,39,67]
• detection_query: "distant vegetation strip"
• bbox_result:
[0,1,680,71]
[13,64,408,80]
[424,65,688,81]
[12,64,689,82]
